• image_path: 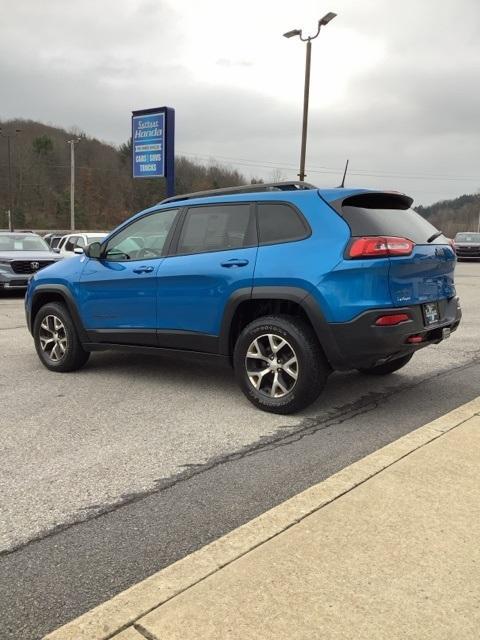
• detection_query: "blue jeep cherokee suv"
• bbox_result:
[25,182,461,414]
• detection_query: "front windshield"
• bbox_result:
[0,234,50,252]
[455,232,480,243]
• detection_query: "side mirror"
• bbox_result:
[53,247,60,254]
[84,241,102,259]
[73,247,84,255]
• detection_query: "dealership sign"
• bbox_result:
[132,106,175,195]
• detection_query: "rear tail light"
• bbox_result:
[375,313,411,326]
[348,236,414,258]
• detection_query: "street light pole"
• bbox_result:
[67,138,80,231]
[283,12,337,182]
[299,39,312,182]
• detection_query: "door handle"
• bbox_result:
[220,259,249,268]
[133,266,154,274]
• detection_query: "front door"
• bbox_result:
[78,208,179,345]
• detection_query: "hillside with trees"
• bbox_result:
[416,194,480,237]
[1,118,479,235]
[0,119,247,230]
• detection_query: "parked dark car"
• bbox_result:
[453,232,480,259]
[0,232,63,291]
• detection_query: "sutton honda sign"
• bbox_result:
[132,111,165,178]
[131,106,175,196]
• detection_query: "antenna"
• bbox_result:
[339,159,349,188]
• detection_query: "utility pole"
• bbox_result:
[7,135,12,231]
[0,127,21,231]
[67,138,80,231]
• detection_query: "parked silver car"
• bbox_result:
[454,232,480,259]
[0,232,63,290]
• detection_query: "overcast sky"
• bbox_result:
[1,0,479,205]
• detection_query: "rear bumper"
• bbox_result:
[324,297,462,371]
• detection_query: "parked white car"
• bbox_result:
[56,233,107,257]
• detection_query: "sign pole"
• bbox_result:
[164,108,175,197]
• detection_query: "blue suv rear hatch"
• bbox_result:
[331,191,456,307]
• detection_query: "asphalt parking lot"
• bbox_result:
[1,261,480,640]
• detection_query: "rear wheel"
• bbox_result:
[233,315,329,414]
[358,353,413,376]
[33,302,90,372]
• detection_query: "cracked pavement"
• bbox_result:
[0,261,479,639]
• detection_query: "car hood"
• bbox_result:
[455,242,480,247]
[0,251,62,260]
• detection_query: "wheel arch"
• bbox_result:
[220,286,342,367]
[30,284,88,342]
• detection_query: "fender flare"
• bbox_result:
[30,284,89,343]
[218,286,343,367]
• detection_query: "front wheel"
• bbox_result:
[233,315,330,414]
[358,353,413,376]
[33,302,90,372]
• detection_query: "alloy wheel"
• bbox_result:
[39,314,68,362]
[245,333,298,398]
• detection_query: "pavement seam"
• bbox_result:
[42,398,480,640]
[131,626,157,640]
[4,355,480,559]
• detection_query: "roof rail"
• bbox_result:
[159,181,318,205]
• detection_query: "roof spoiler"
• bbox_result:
[341,191,414,209]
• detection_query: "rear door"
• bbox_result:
[338,192,456,306]
[155,202,257,351]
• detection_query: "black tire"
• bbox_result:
[233,314,330,414]
[33,302,90,372]
[358,353,413,376]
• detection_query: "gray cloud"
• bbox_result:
[1,0,480,204]
[216,58,253,67]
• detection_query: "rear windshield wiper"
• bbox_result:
[427,231,443,243]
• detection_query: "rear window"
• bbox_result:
[257,203,309,245]
[177,204,253,254]
[339,193,441,244]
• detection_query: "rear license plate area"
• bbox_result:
[422,302,440,326]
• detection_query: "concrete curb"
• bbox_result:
[44,397,480,640]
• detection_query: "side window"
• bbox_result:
[64,236,78,251]
[257,203,309,245]
[105,209,179,261]
[75,236,86,248]
[177,204,253,255]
